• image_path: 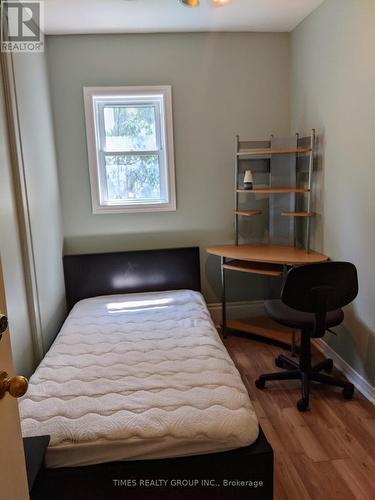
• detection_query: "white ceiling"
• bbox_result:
[44,0,325,35]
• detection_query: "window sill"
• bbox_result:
[92,201,176,214]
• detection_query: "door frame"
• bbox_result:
[0,49,44,360]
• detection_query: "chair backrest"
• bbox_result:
[281,262,358,336]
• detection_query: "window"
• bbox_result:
[83,86,176,213]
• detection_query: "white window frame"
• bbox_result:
[83,86,176,214]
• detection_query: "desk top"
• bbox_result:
[206,244,328,265]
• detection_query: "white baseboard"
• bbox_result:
[313,338,375,405]
[207,300,264,327]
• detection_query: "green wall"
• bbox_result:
[291,0,375,384]
[46,32,290,303]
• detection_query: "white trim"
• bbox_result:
[83,85,176,214]
[313,338,375,405]
[91,202,176,214]
[207,300,264,326]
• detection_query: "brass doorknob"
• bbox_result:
[0,371,28,399]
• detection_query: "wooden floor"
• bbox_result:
[225,334,375,500]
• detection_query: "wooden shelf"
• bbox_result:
[237,148,311,158]
[207,244,328,265]
[281,211,313,217]
[237,188,310,194]
[235,210,262,217]
[227,316,301,347]
[223,260,284,277]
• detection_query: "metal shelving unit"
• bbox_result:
[234,130,316,252]
[207,130,324,348]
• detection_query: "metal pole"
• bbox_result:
[294,133,299,248]
[285,261,297,356]
[221,256,227,338]
[268,134,274,244]
[235,135,239,245]
[305,129,315,253]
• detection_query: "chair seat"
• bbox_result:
[265,300,344,330]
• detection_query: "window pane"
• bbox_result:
[103,106,158,152]
[104,155,161,203]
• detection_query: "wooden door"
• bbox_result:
[0,259,29,500]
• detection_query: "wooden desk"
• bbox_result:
[207,244,328,265]
[206,244,329,346]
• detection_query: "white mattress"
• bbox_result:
[20,290,259,468]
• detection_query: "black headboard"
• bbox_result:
[63,247,201,311]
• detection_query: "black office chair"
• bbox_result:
[255,261,358,411]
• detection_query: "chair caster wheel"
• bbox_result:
[255,378,266,389]
[343,384,354,400]
[297,398,309,412]
[324,359,334,373]
[275,356,285,369]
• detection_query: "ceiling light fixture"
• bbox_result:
[180,0,232,8]
[180,0,200,7]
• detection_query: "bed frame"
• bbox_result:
[31,247,273,500]
[63,247,202,311]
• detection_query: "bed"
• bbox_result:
[20,247,273,499]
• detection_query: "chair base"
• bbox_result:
[255,354,354,411]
